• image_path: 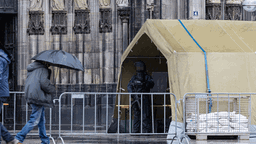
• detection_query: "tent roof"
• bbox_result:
[122,19,256,62]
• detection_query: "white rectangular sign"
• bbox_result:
[72,94,84,99]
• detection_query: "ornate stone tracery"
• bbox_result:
[118,7,130,23]
[27,11,44,35]
[206,0,242,20]
[73,9,90,34]
[99,8,112,33]
[50,11,67,34]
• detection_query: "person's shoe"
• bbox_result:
[7,138,21,144]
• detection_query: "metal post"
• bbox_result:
[26,103,28,123]
[83,94,85,133]
[95,94,97,133]
[206,95,208,132]
[151,94,154,133]
[141,94,143,133]
[118,94,120,134]
[249,94,252,132]
[2,99,3,125]
[164,94,166,133]
[228,94,230,132]
[217,94,219,132]
[14,93,16,133]
[129,94,131,133]
[71,95,73,133]
[59,94,61,137]
[239,94,241,132]
[50,108,52,136]
[106,94,108,133]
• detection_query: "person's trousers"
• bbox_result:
[132,95,152,133]
[15,104,49,144]
[0,101,14,144]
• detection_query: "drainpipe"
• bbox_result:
[178,19,212,112]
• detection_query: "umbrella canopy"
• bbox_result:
[31,50,84,71]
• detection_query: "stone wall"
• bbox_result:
[17,0,177,94]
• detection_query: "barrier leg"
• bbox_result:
[50,136,56,144]
[57,136,65,144]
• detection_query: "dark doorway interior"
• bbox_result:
[151,72,171,133]
[0,14,20,129]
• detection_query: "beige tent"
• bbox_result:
[113,19,256,125]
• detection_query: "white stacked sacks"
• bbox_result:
[186,111,249,133]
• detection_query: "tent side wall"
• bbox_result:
[170,52,256,124]
[169,52,206,122]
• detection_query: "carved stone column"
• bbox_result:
[118,7,130,52]
[147,0,154,19]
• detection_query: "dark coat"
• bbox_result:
[0,49,11,97]
[127,71,154,93]
[25,61,55,108]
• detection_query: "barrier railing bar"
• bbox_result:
[228,94,230,132]
[206,95,208,133]
[174,94,178,137]
[14,93,16,133]
[151,94,154,133]
[129,94,131,134]
[239,94,241,132]
[2,101,3,125]
[249,94,251,132]
[83,94,85,133]
[217,94,219,133]
[117,94,120,134]
[59,93,63,138]
[50,108,52,137]
[71,95,73,133]
[164,94,166,133]
[141,94,142,134]
[95,94,96,133]
[194,94,197,132]
[26,103,28,123]
[106,94,108,133]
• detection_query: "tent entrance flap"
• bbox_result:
[178,19,212,112]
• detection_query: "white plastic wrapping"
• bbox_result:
[186,111,249,133]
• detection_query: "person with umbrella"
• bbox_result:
[14,50,83,144]
[0,46,19,144]
[14,60,55,144]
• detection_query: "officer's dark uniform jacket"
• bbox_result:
[127,71,154,133]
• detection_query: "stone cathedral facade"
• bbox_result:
[0,0,255,129]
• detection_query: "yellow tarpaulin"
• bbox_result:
[114,19,256,125]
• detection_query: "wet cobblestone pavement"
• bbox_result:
[2,135,256,144]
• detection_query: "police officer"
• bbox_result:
[127,61,154,133]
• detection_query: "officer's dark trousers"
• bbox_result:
[132,94,152,133]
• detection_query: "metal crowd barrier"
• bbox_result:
[1,92,55,144]
[183,93,255,140]
[54,92,188,144]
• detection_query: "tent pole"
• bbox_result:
[178,19,212,113]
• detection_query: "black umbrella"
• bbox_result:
[31,50,84,71]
